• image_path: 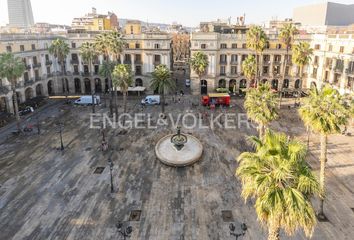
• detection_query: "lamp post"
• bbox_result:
[36,115,40,135]
[108,158,114,193]
[116,222,133,240]
[57,123,64,151]
[229,223,247,240]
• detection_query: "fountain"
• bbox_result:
[155,127,203,167]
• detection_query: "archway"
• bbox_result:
[229,79,236,93]
[239,79,247,89]
[47,80,54,95]
[262,79,268,84]
[74,78,81,93]
[35,84,43,96]
[84,78,91,94]
[95,78,102,93]
[310,81,317,89]
[271,79,278,90]
[201,80,207,95]
[218,79,226,88]
[135,78,143,87]
[25,87,34,101]
[295,79,300,89]
[283,79,289,88]
[16,92,22,104]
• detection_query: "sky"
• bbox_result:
[1,0,354,27]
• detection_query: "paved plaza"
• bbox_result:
[0,96,354,240]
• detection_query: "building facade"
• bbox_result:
[307,33,354,94]
[7,0,35,28]
[190,31,310,95]
[71,8,119,31]
[0,32,171,114]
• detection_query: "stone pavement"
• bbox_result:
[0,96,354,240]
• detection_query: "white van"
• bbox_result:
[141,95,160,105]
[74,95,101,105]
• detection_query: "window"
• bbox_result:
[135,43,140,49]
[20,45,25,51]
[231,43,237,49]
[220,43,227,49]
[201,44,207,49]
[312,68,317,78]
[154,43,160,49]
[220,66,226,75]
[314,44,321,50]
[274,55,281,63]
[46,66,51,74]
[135,66,142,75]
[242,43,247,49]
[71,42,76,48]
[328,45,333,51]
[6,46,12,52]
[273,66,281,75]
[31,44,35,50]
[265,42,270,49]
[339,46,344,53]
[130,26,134,34]
[314,56,319,65]
[45,54,49,61]
[135,54,142,63]
[285,66,290,76]
[24,72,29,81]
[263,66,269,74]
[276,44,282,49]
[231,54,238,63]
[154,55,161,64]
[23,58,27,65]
[220,54,227,63]
[231,66,237,74]
[33,56,37,65]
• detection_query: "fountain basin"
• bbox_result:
[155,134,203,167]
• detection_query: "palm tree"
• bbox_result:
[242,54,257,89]
[190,51,209,94]
[112,64,133,125]
[237,130,321,240]
[299,84,351,219]
[80,42,98,113]
[244,83,278,138]
[0,53,25,132]
[246,26,268,85]
[99,61,115,113]
[150,64,175,115]
[292,42,313,102]
[95,31,125,117]
[278,23,299,108]
[49,38,70,99]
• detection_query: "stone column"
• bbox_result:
[99,55,104,65]
[340,59,350,94]
[78,55,83,72]
[208,55,212,75]
[269,55,274,78]
[40,55,46,77]
[6,95,14,114]
[131,54,135,73]
[226,54,231,76]
[237,54,242,74]
[29,58,34,79]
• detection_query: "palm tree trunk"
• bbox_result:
[114,86,118,121]
[255,53,259,87]
[268,224,280,240]
[12,86,21,132]
[318,133,327,218]
[122,91,127,126]
[161,92,165,114]
[278,47,289,109]
[89,60,95,113]
[306,125,310,149]
[297,66,303,103]
[106,57,113,117]
[61,59,68,102]
[259,123,264,139]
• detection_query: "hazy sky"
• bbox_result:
[1,0,354,27]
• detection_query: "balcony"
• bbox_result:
[273,61,282,65]
[24,80,34,86]
[230,61,238,65]
[45,60,52,65]
[124,60,132,64]
[70,59,79,65]
[81,72,90,77]
[35,76,41,82]
[154,61,161,65]
[26,65,32,70]
[32,63,41,68]
[311,74,317,79]
[73,71,80,76]
[135,71,142,76]
[135,60,142,65]
[263,60,271,65]
[220,60,227,65]
[46,73,53,78]
[220,72,226,76]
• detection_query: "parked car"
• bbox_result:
[74,95,101,105]
[185,79,191,87]
[19,106,34,116]
[141,95,160,105]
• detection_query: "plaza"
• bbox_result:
[0,95,353,240]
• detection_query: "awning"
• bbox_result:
[115,87,146,92]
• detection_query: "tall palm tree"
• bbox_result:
[246,26,268,85]
[49,38,70,99]
[0,53,25,132]
[237,130,321,240]
[150,64,175,115]
[112,64,133,125]
[95,31,125,117]
[299,84,351,219]
[190,51,209,94]
[99,61,115,114]
[242,54,257,89]
[244,83,278,138]
[278,23,299,108]
[292,42,313,102]
[80,42,98,113]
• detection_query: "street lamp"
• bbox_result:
[116,222,133,240]
[108,158,114,193]
[57,123,64,151]
[229,223,247,240]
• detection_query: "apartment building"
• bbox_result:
[0,32,172,114]
[190,31,310,95]
[71,8,119,31]
[307,33,354,94]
